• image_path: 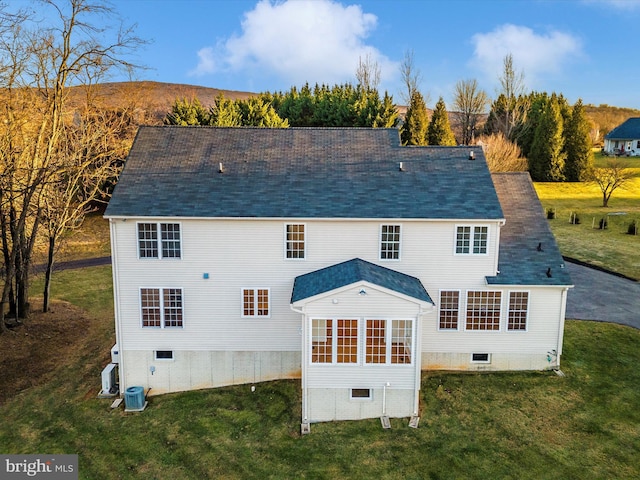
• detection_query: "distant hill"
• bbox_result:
[72,81,640,144]
[584,104,640,145]
[69,81,256,123]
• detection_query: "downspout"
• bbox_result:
[290,305,308,426]
[109,218,124,394]
[556,287,570,369]
[413,305,424,417]
[382,382,390,417]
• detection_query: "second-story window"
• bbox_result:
[286,224,305,259]
[456,225,488,255]
[380,224,401,260]
[138,222,181,259]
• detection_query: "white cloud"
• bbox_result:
[191,47,216,76]
[470,24,583,89]
[189,0,397,87]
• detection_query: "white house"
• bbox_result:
[104,126,572,430]
[604,117,640,156]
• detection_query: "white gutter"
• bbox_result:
[556,287,570,368]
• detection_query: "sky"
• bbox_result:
[18,0,640,109]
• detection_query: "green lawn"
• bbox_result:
[1,267,639,479]
[535,172,640,280]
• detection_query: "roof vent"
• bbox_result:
[469,151,475,160]
[399,162,405,172]
[218,162,224,174]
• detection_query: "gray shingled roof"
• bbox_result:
[604,117,640,140]
[486,173,572,286]
[291,258,434,304]
[105,126,504,220]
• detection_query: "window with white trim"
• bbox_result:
[137,222,181,259]
[364,318,413,365]
[337,319,358,363]
[140,288,183,328]
[455,225,488,254]
[155,350,174,360]
[350,388,372,400]
[507,291,529,331]
[311,318,333,363]
[285,224,305,259]
[466,291,501,331]
[310,318,358,364]
[380,224,401,260]
[390,319,413,364]
[471,353,490,363]
[242,288,270,317]
[439,291,460,330]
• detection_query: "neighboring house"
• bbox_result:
[104,126,572,430]
[604,117,640,156]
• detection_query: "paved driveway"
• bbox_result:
[565,261,639,329]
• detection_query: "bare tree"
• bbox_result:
[399,49,423,105]
[0,0,144,330]
[452,79,489,145]
[496,53,528,138]
[590,160,634,207]
[476,132,527,172]
[355,53,381,91]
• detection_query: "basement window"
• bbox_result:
[350,388,372,400]
[155,350,174,360]
[471,353,490,363]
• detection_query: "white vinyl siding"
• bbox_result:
[113,218,500,352]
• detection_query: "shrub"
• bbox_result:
[599,217,608,230]
[546,208,556,219]
[570,212,580,224]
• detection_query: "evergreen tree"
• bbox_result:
[427,97,456,146]
[209,94,241,126]
[513,92,547,158]
[401,90,429,145]
[354,87,398,128]
[528,94,566,181]
[276,84,315,126]
[236,97,288,127]
[376,91,399,128]
[563,99,594,181]
[483,94,508,136]
[164,97,210,125]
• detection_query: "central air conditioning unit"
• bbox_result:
[98,363,118,398]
